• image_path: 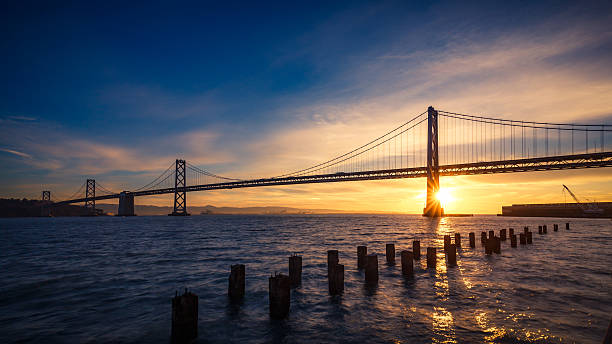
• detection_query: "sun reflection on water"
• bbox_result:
[432,307,457,343]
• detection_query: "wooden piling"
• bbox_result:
[357,246,367,269]
[524,227,529,234]
[485,237,493,255]
[481,232,487,245]
[493,237,501,254]
[289,255,302,288]
[566,222,570,230]
[526,231,533,244]
[510,234,517,247]
[172,289,198,344]
[500,228,507,241]
[553,224,558,232]
[413,240,421,259]
[509,228,514,238]
[327,250,342,295]
[228,264,245,300]
[401,250,414,276]
[538,226,543,235]
[386,243,395,264]
[519,233,526,245]
[443,235,451,252]
[454,233,461,248]
[365,254,378,283]
[426,247,436,268]
[469,232,475,248]
[543,225,547,234]
[327,250,338,279]
[329,264,344,295]
[488,230,495,239]
[269,273,290,319]
[446,244,457,266]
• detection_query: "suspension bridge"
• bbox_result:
[43,107,612,217]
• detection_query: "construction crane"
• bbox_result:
[562,184,604,215]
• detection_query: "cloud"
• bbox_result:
[0,147,32,159]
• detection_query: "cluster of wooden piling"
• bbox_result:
[170,221,572,342]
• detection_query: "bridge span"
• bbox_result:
[45,107,612,217]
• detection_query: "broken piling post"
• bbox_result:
[269,273,290,319]
[329,264,344,295]
[493,237,501,254]
[469,232,475,248]
[485,237,493,255]
[526,231,533,244]
[510,234,517,247]
[172,289,198,344]
[443,235,451,252]
[401,250,413,277]
[426,247,436,268]
[566,222,570,230]
[357,245,367,269]
[446,244,457,266]
[481,232,487,245]
[365,254,378,283]
[413,240,421,259]
[519,233,526,245]
[454,233,461,248]
[327,250,343,295]
[289,255,302,288]
[386,243,395,264]
[327,250,338,279]
[500,228,507,241]
[228,264,245,300]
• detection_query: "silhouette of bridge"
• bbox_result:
[46,107,612,217]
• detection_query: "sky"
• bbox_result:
[1,0,612,214]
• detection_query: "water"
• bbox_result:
[0,215,610,343]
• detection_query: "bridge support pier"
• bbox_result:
[118,192,135,216]
[423,106,444,217]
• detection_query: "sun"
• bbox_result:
[435,189,453,207]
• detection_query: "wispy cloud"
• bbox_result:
[0,147,32,159]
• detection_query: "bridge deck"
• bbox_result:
[54,152,612,205]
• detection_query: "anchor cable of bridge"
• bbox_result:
[96,182,118,196]
[186,163,241,182]
[436,109,611,166]
[130,162,176,192]
[438,110,612,130]
[272,111,428,178]
[58,181,86,202]
[297,117,428,176]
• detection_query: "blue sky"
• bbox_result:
[2,1,612,212]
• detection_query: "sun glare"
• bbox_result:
[436,189,453,207]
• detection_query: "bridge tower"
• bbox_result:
[423,106,444,217]
[41,191,51,217]
[169,159,190,216]
[85,179,96,215]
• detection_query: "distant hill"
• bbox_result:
[96,203,353,215]
[0,198,105,217]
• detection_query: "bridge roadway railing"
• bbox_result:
[53,151,612,205]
